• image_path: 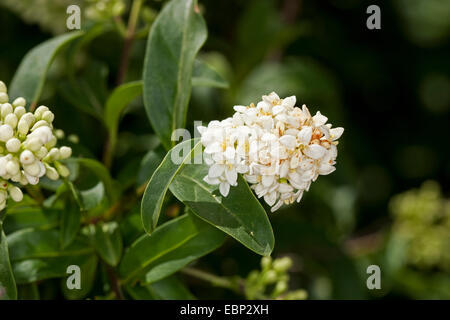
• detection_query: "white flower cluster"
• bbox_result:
[197,92,344,212]
[0,81,72,210]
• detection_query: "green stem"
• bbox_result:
[181,267,242,293]
[116,0,143,85]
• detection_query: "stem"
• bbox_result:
[104,0,143,168]
[105,264,125,300]
[116,0,143,85]
[181,267,242,293]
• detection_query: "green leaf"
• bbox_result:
[104,81,143,154]
[69,158,119,203]
[2,207,59,234]
[141,138,201,234]
[60,200,81,248]
[137,147,166,186]
[9,31,84,108]
[143,0,207,149]
[119,213,226,285]
[127,275,196,300]
[0,225,17,300]
[192,59,229,88]
[170,163,274,256]
[88,221,123,267]
[62,255,98,300]
[12,254,95,284]
[80,182,106,211]
[7,229,93,261]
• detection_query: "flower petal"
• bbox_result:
[219,182,230,197]
[304,144,326,159]
[208,163,225,178]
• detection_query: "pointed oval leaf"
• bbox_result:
[170,163,274,256]
[141,138,201,234]
[9,31,84,108]
[143,0,207,149]
[119,213,226,285]
[104,80,143,152]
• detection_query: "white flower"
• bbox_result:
[198,92,343,212]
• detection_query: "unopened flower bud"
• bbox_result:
[264,270,278,283]
[45,136,57,149]
[44,164,59,180]
[273,257,293,273]
[20,150,35,164]
[273,280,288,296]
[42,111,54,123]
[68,134,79,144]
[54,129,64,139]
[25,137,42,152]
[4,113,18,128]
[35,146,48,159]
[0,92,8,104]
[6,160,19,175]
[23,161,41,176]
[14,106,26,119]
[54,161,70,177]
[261,256,272,269]
[12,97,26,108]
[31,120,49,131]
[0,81,6,93]
[8,185,23,202]
[5,138,20,153]
[59,146,72,159]
[24,172,39,185]
[17,119,30,136]
[0,124,14,142]
[1,103,13,117]
[45,148,60,161]
[21,113,35,126]
[34,106,49,119]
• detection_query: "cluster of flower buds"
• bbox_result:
[0,80,72,210]
[198,92,343,212]
[245,256,307,300]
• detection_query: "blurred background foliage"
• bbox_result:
[0,0,449,299]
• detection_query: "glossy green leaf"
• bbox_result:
[137,147,166,186]
[119,213,226,285]
[170,164,274,256]
[80,182,106,211]
[104,80,143,153]
[192,59,229,88]
[88,221,123,266]
[62,255,98,300]
[141,138,201,234]
[69,158,119,203]
[0,226,17,300]
[9,32,84,108]
[60,200,81,248]
[127,275,195,300]
[12,254,95,284]
[143,0,207,149]
[2,207,59,234]
[7,229,93,261]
